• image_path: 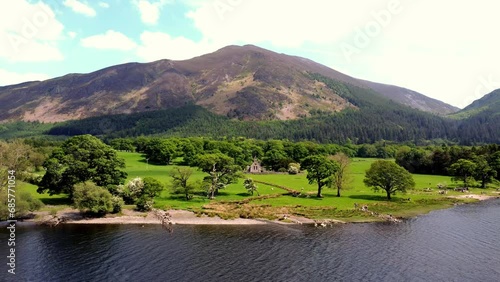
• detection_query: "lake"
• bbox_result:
[1,199,499,282]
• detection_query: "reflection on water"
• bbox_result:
[1,199,499,282]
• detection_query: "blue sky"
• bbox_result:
[1,0,500,108]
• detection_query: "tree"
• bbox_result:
[73,182,114,215]
[170,167,198,200]
[262,149,290,171]
[109,138,135,152]
[194,153,241,199]
[301,155,339,198]
[136,177,164,211]
[489,151,500,181]
[37,135,127,198]
[143,138,177,165]
[0,140,42,183]
[474,157,497,188]
[328,153,351,197]
[449,159,477,188]
[180,142,199,166]
[243,178,259,196]
[117,177,144,204]
[364,160,415,200]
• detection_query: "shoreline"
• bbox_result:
[17,194,500,226]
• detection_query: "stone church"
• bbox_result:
[246,158,263,173]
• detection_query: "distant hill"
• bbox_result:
[452,89,500,118]
[449,89,500,143]
[359,80,459,115]
[0,45,458,123]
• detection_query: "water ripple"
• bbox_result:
[1,199,499,282]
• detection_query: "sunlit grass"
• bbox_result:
[117,152,498,221]
[22,151,497,221]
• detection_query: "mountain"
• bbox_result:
[0,45,457,123]
[359,80,459,115]
[452,89,500,118]
[449,89,500,143]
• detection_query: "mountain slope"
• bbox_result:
[359,80,459,115]
[449,89,500,143]
[452,89,500,118]
[0,45,457,123]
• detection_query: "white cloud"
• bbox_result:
[68,31,77,38]
[98,2,110,8]
[63,0,96,17]
[5,41,64,62]
[81,30,137,51]
[186,0,389,48]
[133,0,171,25]
[136,31,218,61]
[184,0,500,107]
[0,69,50,86]
[0,0,64,62]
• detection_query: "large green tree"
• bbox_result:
[37,135,127,198]
[301,155,339,198]
[143,138,177,165]
[364,160,415,200]
[194,153,241,199]
[448,159,477,188]
[473,157,497,188]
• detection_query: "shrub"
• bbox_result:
[111,196,124,213]
[136,197,154,212]
[20,192,44,212]
[73,182,113,215]
[288,163,300,174]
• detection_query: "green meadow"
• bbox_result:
[116,152,494,221]
[22,152,497,222]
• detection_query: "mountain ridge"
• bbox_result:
[0,44,458,123]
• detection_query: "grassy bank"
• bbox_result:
[25,152,498,223]
[116,152,497,222]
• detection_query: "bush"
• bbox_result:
[278,168,287,173]
[136,197,154,212]
[73,182,114,215]
[0,190,44,220]
[288,163,300,174]
[111,196,124,213]
[20,192,43,212]
[117,177,164,211]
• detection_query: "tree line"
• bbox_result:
[396,144,500,188]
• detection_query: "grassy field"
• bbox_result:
[23,152,498,222]
[116,152,497,221]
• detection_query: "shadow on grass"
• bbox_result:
[292,194,327,200]
[40,197,72,205]
[165,194,208,203]
[348,195,389,201]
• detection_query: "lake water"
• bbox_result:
[1,199,499,282]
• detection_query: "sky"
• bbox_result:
[1,0,500,108]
